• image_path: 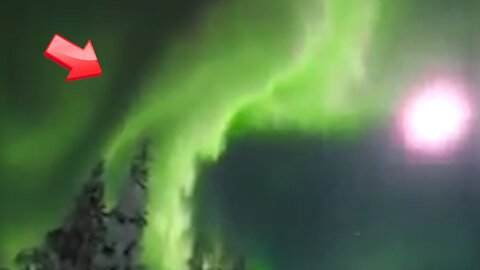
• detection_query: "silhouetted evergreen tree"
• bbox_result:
[15,142,150,270]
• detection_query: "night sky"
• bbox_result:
[198,126,480,270]
[2,0,480,269]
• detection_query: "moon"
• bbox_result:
[399,77,473,155]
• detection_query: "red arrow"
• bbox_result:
[44,34,102,82]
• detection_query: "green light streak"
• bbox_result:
[105,0,383,269]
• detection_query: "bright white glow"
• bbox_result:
[401,78,472,154]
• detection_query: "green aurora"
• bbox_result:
[104,0,382,269]
[2,0,479,269]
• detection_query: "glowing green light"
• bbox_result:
[105,0,383,269]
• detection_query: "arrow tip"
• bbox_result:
[66,61,101,82]
[66,40,102,82]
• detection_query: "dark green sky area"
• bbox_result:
[2,0,480,269]
[198,129,480,270]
